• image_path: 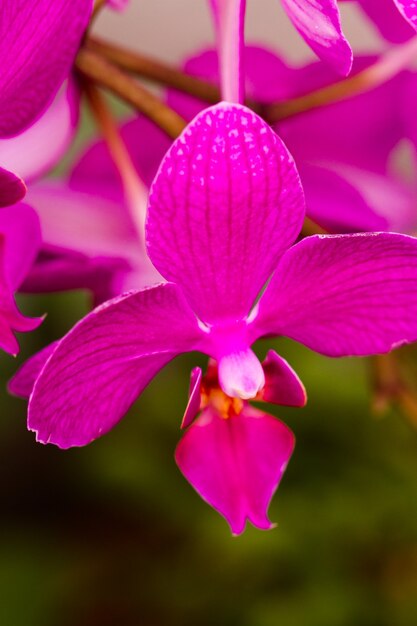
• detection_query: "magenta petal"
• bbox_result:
[0,203,41,290]
[0,80,79,182]
[356,0,415,42]
[0,0,92,137]
[147,103,305,324]
[8,342,59,398]
[299,164,389,233]
[254,233,417,357]
[260,350,306,407]
[28,283,204,448]
[181,367,203,429]
[70,115,170,192]
[393,0,417,30]
[175,405,295,535]
[209,0,246,102]
[281,0,352,75]
[0,168,26,207]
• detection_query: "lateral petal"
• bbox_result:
[28,283,204,448]
[254,233,417,357]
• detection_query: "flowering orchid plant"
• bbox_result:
[2,0,417,535]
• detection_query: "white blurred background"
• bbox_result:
[95,0,383,67]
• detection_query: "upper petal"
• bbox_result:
[28,283,205,448]
[175,404,295,535]
[254,233,417,357]
[0,167,26,208]
[0,0,92,137]
[281,0,352,75]
[146,103,305,324]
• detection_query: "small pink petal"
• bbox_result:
[260,350,306,407]
[218,348,265,400]
[181,367,203,429]
[281,0,352,75]
[0,168,26,208]
[175,405,295,535]
[355,0,415,42]
[146,103,305,324]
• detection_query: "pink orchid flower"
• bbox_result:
[0,0,92,138]
[12,103,417,532]
[209,0,352,87]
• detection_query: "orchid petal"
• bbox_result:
[28,283,204,448]
[393,0,417,31]
[27,181,138,260]
[299,164,389,233]
[355,0,415,42]
[175,405,294,535]
[146,103,305,324]
[9,342,59,398]
[259,350,306,407]
[181,367,203,429]
[0,168,26,208]
[0,81,79,182]
[281,0,352,75]
[0,0,92,137]
[254,233,417,357]
[0,204,42,355]
[70,115,170,192]
[0,203,41,290]
[209,0,246,102]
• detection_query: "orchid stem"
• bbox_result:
[266,36,417,123]
[82,80,148,244]
[76,48,187,138]
[86,37,221,104]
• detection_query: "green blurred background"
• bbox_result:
[2,286,417,626]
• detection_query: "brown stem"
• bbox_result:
[76,48,187,139]
[86,36,221,104]
[82,80,147,240]
[266,36,417,123]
